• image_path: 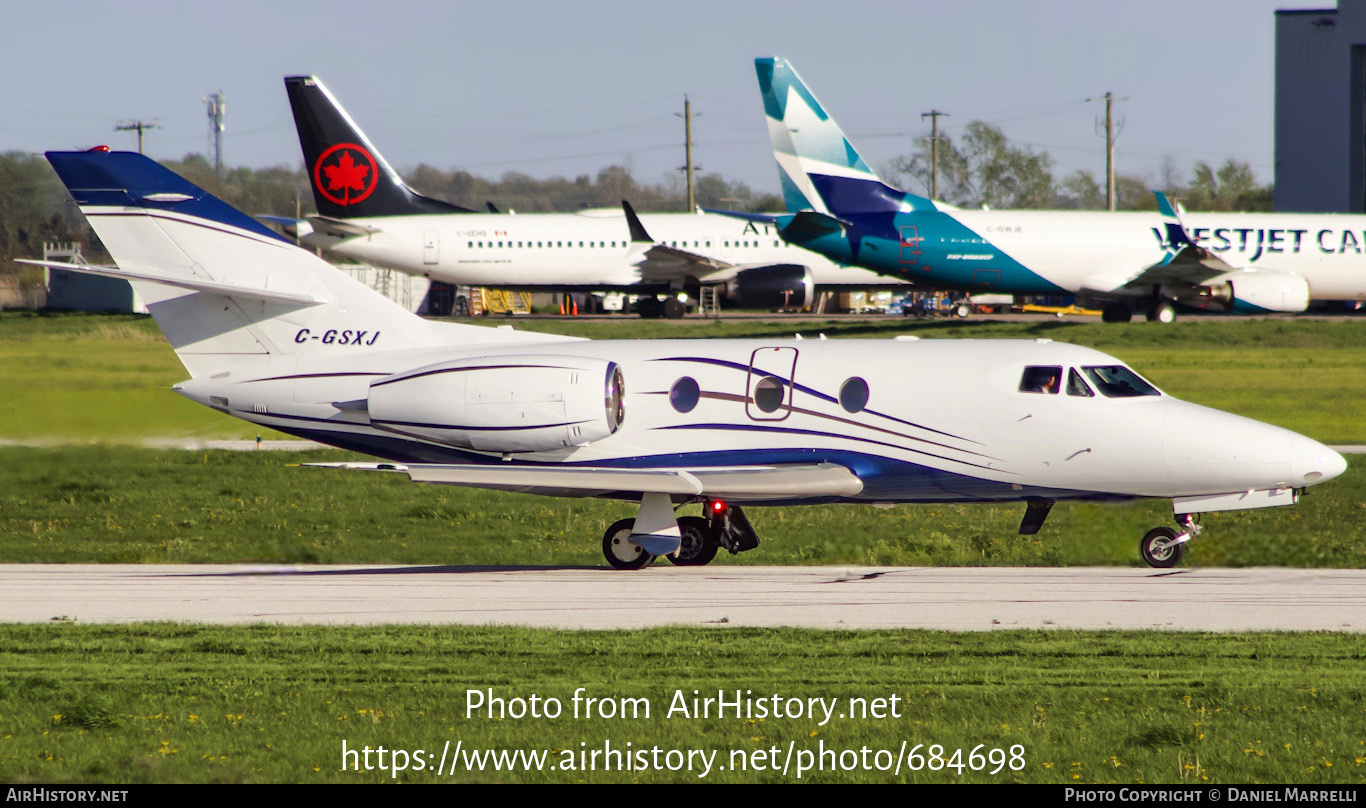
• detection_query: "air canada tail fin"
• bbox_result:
[41,149,549,379]
[755,57,934,216]
[284,75,474,219]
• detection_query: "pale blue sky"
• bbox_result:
[0,0,1329,196]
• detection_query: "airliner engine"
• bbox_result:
[367,356,624,452]
[724,264,814,309]
[1175,269,1311,313]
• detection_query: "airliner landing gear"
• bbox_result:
[1139,513,1200,568]
[1147,300,1177,324]
[1101,302,1132,323]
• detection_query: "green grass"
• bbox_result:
[1,447,1360,567]
[3,312,1365,442]
[0,625,1361,783]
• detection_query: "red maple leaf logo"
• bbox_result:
[324,152,369,201]
[313,143,379,207]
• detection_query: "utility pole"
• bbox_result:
[205,91,226,180]
[920,109,948,199]
[676,96,700,211]
[114,119,159,154]
[1104,92,1115,211]
[1087,92,1124,211]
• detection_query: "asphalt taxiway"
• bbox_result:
[2,565,1363,631]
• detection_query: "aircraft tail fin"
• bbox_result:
[755,57,933,216]
[45,149,542,379]
[284,75,474,218]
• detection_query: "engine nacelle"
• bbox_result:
[367,355,624,453]
[723,264,814,309]
[1175,270,1310,314]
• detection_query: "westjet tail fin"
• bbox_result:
[284,76,474,219]
[45,150,556,378]
[755,57,935,216]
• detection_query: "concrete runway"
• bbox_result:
[3,565,1364,631]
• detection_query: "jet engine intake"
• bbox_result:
[367,356,624,452]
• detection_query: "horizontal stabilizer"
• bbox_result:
[306,214,383,237]
[703,208,781,224]
[309,461,863,500]
[781,210,850,241]
[18,259,328,306]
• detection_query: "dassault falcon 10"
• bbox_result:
[26,149,1346,569]
[746,57,1366,323]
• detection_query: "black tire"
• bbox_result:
[662,297,686,319]
[636,297,661,318]
[1101,303,1132,323]
[1139,526,1185,568]
[954,304,971,318]
[668,516,718,567]
[603,518,654,570]
[1147,301,1177,324]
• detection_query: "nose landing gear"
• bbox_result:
[1139,513,1200,568]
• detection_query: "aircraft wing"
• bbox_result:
[309,461,864,500]
[1118,192,1238,290]
[634,243,736,282]
[622,199,738,282]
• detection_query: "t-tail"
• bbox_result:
[31,150,558,380]
[756,57,935,217]
[284,75,474,218]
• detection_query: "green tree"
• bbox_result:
[891,121,1055,209]
[1182,159,1273,212]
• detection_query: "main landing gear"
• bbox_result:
[1138,513,1200,568]
[600,496,759,570]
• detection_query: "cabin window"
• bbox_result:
[752,376,785,413]
[1019,366,1062,394]
[1082,366,1161,398]
[1066,369,1094,398]
[839,377,869,413]
[669,377,700,413]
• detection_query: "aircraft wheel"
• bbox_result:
[1147,301,1177,324]
[1101,303,1132,323]
[603,519,654,570]
[668,516,718,567]
[637,297,662,318]
[954,303,971,318]
[1139,526,1185,568]
[663,297,686,319]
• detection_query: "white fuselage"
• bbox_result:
[940,209,1366,300]
[306,209,909,289]
[176,336,1343,506]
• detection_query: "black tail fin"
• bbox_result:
[284,75,473,218]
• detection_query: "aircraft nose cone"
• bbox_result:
[1291,436,1347,486]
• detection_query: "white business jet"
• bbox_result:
[278,75,908,318]
[27,150,1346,569]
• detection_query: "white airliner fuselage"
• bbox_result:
[302,208,904,289]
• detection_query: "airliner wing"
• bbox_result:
[621,199,738,282]
[309,461,864,500]
[635,243,735,282]
[1119,192,1239,290]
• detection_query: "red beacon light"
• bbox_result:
[87,145,110,152]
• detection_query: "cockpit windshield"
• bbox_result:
[1081,365,1161,398]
